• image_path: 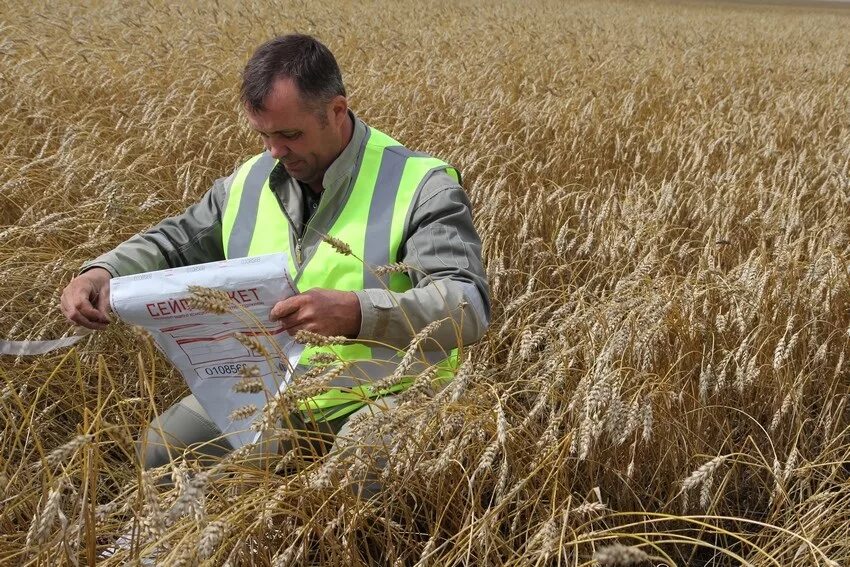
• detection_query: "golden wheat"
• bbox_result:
[2,0,850,565]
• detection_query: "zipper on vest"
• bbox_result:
[271,192,304,268]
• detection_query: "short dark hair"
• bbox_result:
[241,34,346,113]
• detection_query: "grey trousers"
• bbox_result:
[137,394,398,496]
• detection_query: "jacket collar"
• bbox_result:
[321,110,367,196]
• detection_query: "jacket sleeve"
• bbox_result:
[80,174,232,277]
[354,170,491,351]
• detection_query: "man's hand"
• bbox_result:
[60,268,113,330]
[269,288,362,338]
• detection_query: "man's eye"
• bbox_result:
[283,132,301,140]
[259,132,270,139]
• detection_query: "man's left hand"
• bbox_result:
[269,288,362,338]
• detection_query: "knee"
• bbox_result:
[136,395,230,472]
[136,425,174,470]
[330,398,399,499]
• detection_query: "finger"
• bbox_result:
[59,292,71,320]
[60,291,90,325]
[279,300,319,331]
[277,311,306,332]
[95,287,112,320]
[269,296,303,321]
[60,280,108,329]
[77,301,110,325]
[69,310,109,330]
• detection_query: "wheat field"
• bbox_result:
[2,0,850,565]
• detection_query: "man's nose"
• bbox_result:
[267,141,289,160]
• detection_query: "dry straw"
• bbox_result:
[187,285,231,314]
[294,329,348,347]
[4,1,850,565]
[594,544,653,566]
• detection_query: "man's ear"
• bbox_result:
[330,95,348,124]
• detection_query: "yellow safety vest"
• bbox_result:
[221,126,459,420]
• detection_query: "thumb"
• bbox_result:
[270,295,301,321]
[94,282,112,320]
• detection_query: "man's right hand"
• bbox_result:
[60,267,113,330]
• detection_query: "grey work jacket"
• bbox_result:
[82,113,491,352]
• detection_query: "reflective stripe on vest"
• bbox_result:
[221,125,460,420]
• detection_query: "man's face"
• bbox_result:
[244,77,347,187]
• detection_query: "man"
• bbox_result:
[59,34,490,482]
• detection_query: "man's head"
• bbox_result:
[241,34,350,187]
